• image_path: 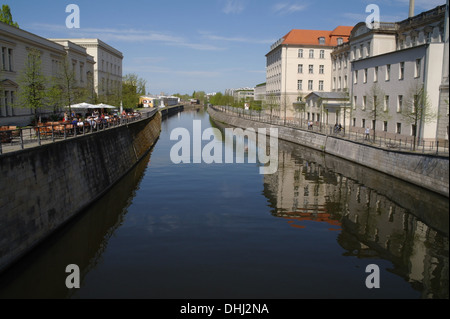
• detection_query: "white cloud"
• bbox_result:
[272,2,308,15]
[222,0,246,14]
[200,31,275,45]
[27,23,224,51]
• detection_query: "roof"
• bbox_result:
[305,92,349,100]
[281,26,353,46]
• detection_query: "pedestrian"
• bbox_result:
[365,127,370,140]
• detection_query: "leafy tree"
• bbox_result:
[122,73,146,109]
[17,49,46,123]
[0,5,19,28]
[401,83,436,150]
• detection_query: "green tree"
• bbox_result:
[122,73,146,109]
[17,49,46,123]
[366,83,390,142]
[401,83,436,150]
[0,5,19,28]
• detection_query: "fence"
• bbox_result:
[212,105,449,156]
[0,109,158,155]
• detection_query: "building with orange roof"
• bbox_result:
[265,26,352,121]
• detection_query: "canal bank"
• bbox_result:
[0,109,162,273]
[207,106,449,198]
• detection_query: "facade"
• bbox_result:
[333,4,448,141]
[50,39,123,103]
[254,83,266,101]
[0,22,93,126]
[265,26,353,119]
[0,21,123,127]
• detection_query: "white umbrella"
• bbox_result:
[65,102,97,109]
[97,103,117,109]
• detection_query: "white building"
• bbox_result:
[0,22,94,126]
[343,4,448,141]
[265,26,353,120]
[50,38,123,102]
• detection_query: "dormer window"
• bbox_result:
[337,38,343,45]
[319,37,325,45]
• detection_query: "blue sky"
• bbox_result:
[4,0,446,95]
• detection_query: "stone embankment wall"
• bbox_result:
[0,112,161,273]
[208,106,449,198]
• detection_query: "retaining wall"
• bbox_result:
[0,112,161,273]
[208,106,449,198]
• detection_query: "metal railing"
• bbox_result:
[210,105,449,156]
[0,109,158,155]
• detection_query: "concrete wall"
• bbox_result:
[0,111,161,273]
[208,106,449,197]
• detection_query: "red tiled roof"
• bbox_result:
[281,26,353,46]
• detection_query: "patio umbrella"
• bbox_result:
[96,103,117,109]
[65,102,97,109]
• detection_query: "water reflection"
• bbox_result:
[263,138,449,299]
[0,152,152,299]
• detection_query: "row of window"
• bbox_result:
[298,49,326,59]
[298,64,325,74]
[353,118,411,135]
[0,90,16,117]
[297,80,324,91]
[353,94,414,113]
[354,59,421,84]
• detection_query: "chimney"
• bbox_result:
[409,0,415,18]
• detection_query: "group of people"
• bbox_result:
[334,123,343,134]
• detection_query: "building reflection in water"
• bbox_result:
[263,139,449,299]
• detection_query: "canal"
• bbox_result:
[0,108,448,299]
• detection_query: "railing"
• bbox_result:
[210,105,449,156]
[0,109,158,155]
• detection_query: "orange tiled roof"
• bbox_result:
[281,26,353,46]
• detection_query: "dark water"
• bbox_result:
[0,109,448,299]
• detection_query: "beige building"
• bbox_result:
[0,22,94,126]
[265,26,353,120]
[0,21,123,126]
[50,38,123,103]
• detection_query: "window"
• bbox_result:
[298,64,303,73]
[411,36,416,46]
[319,65,324,74]
[396,123,402,134]
[374,66,378,82]
[384,95,389,112]
[338,76,342,89]
[344,75,347,89]
[362,119,366,128]
[1,47,5,70]
[320,50,325,59]
[333,77,336,90]
[359,44,363,59]
[364,68,368,83]
[397,95,403,112]
[309,49,314,59]
[366,42,371,56]
[309,65,314,74]
[319,80,324,91]
[386,64,391,81]
[362,96,367,110]
[337,38,343,45]
[354,70,358,84]
[297,80,303,90]
[399,62,404,80]
[383,121,388,132]
[353,118,356,127]
[353,96,357,109]
[308,80,313,90]
[298,49,303,58]
[7,48,13,71]
[1,47,13,71]
[319,37,325,45]
[415,59,421,78]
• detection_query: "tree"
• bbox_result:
[0,5,19,28]
[401,83,436,150]
[122,73,146,109]
[17,49,46,123]
[49,56,84,116]
[264,93,279,121]
[365,84,390,142]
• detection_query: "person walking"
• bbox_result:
[365,127,370,140]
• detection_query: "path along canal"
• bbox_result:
[0,108,447,299]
